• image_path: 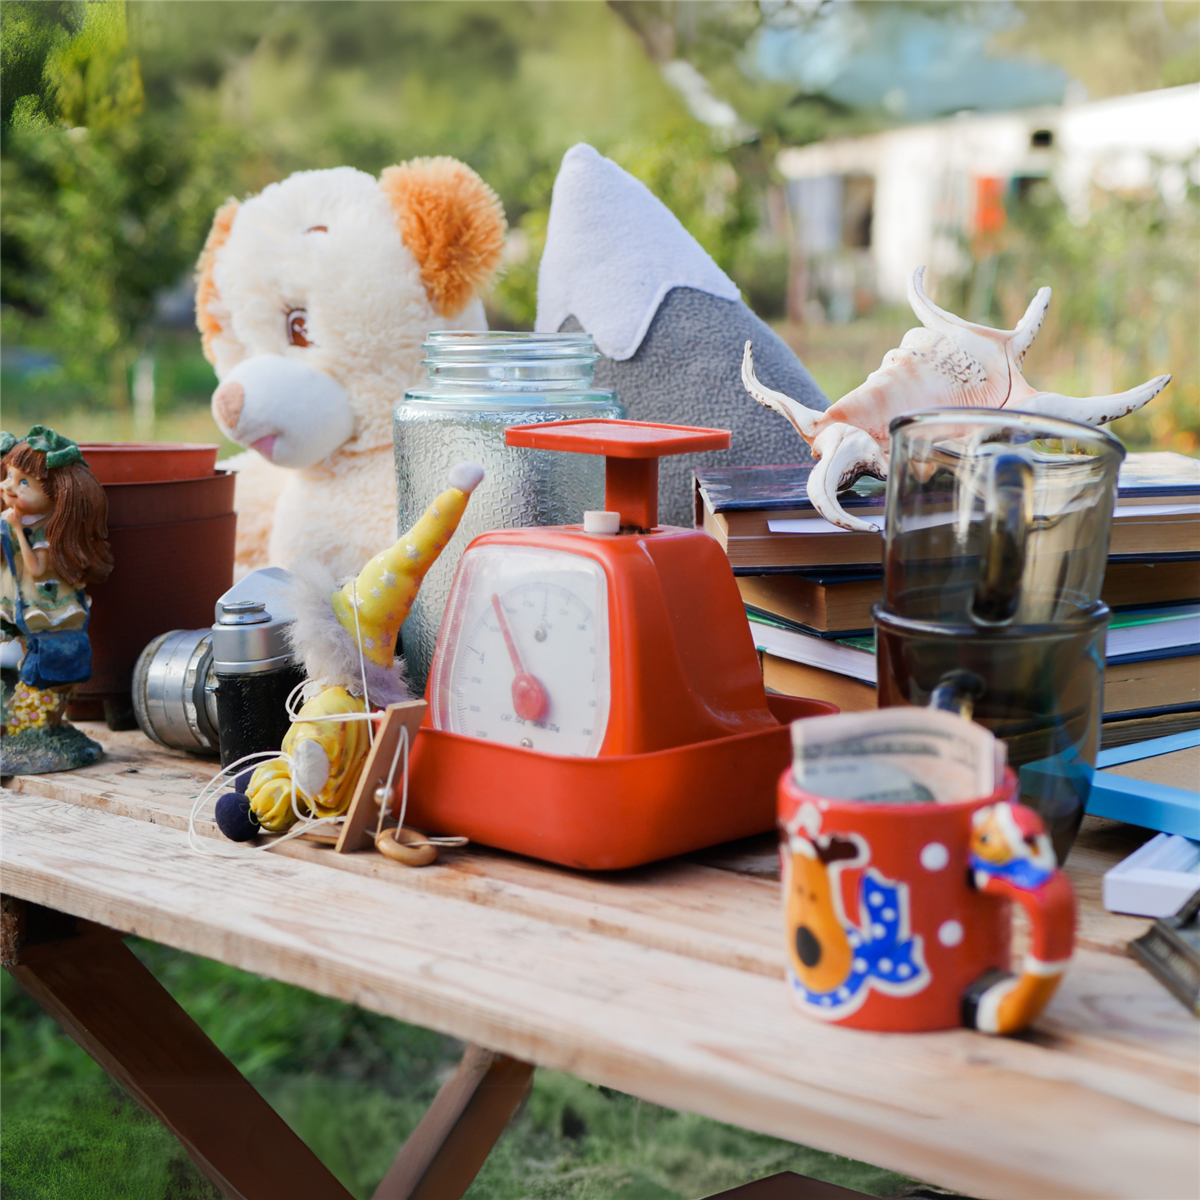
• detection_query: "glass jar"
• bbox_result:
[395,331,623,691]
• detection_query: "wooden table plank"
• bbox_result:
[2,789,1196,1200]
[4,726,1157,971]
[6,748,786,979]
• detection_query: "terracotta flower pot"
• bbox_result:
[79,442,220,484]
[69,445,237,729]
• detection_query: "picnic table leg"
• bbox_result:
[372,1044,535,1200]
[1,895,354,1200]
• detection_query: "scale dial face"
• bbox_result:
[430,545,611,756]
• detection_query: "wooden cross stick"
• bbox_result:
[335,699,428,854]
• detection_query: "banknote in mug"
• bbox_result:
[779,708,1074,1034]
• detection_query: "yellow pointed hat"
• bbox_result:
[330,463,484,667]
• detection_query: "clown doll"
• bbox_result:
[214,462,484,840]
[1,427,113,772]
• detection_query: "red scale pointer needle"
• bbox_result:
[491,593,549,723]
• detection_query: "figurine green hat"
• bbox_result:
[1,426,87,469]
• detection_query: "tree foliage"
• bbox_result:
[2,1,244,406]
[3,1,1196,417]
[994,170,1200,454]
[4,1,721,402]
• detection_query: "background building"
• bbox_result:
[777,82,1200,318]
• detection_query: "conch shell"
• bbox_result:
[742,266,1171,532]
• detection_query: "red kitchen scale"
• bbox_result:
[403,419,836,870]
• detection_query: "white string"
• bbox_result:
[187,748,348,859]
[371,722,467,852]
[350,577,375,747]
[374,723,409,844]
[283,577,375,735]
[284,676,308,720]
[283,686,375,727]
[187,748,293,857]
[190,575,465,860]
[259,810,344,850]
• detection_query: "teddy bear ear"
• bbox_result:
[380,158,506,318]
[195,198,240,364]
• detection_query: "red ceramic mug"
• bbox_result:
[777,767,1075,1033]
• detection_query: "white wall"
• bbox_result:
[777,84,1200,305]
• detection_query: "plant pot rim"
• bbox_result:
[79,442,221,451]
[79,442,221,484]
[101,469,233,489]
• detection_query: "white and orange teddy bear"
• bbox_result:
[195,159,506,580]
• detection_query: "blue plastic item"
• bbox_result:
[1020,730,1200,838]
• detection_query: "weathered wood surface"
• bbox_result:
[3,729,1155,966]
[3,727,1198,1200]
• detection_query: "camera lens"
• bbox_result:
[132,629,220,753]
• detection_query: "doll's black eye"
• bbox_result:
[287,309,310,347]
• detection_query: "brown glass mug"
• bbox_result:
[873,602,1107,862]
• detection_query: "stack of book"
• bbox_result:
[696,452,1200,744]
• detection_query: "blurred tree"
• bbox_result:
[1000,1,1200,98]
[0,2,74,383]
[139,1,692,219]
[2,0,244,408]
[1,1,76,130]
[990,168,1200,454]
[6,1,1194,410]
[46,0,144,129]
[3,1,711,394]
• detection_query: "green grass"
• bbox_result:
[2,940,927,1200]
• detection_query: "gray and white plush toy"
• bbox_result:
[535,143,829,527]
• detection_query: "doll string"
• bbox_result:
[351,578,375,747]
[374,723,408,843]
[373,722,467,852]
[185,748,341,858]
[280,579,376,735]
[190,581,465,858]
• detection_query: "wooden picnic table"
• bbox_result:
[2,723,1197,1200]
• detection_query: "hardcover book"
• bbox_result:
[697,452,1200,571]
[749,605,1200,716]
[736,559,1200,634]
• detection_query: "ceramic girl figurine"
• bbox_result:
[1,427,113,773]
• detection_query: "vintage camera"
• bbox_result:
[132,568,304,766]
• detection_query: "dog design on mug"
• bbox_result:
[969,801,1055,886]
[782,802,930,1018]
[964,801,1073,1035]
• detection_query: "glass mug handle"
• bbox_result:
[972,453,1034,624]
[961,801,1075,1035]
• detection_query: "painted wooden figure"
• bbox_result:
[1,427,113,772]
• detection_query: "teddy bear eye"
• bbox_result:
[287,308,310,347]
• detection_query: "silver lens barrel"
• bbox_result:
[132,629,220,753]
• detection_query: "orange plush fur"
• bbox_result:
[381,158,506,317]
[195,198,240,362]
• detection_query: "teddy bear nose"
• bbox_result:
[212,380,245,430]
